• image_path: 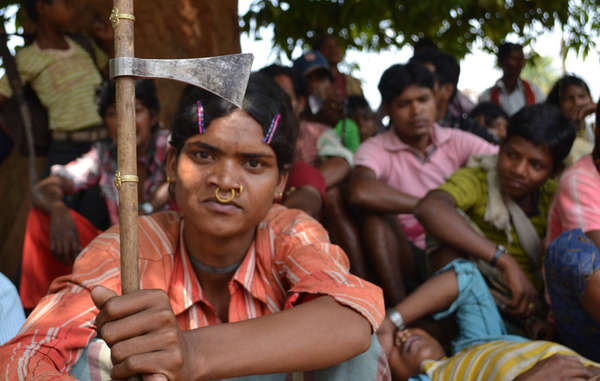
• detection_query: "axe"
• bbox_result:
[110,0,252,311]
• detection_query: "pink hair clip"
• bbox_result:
[264,114,281,144]
[196,100,205,134]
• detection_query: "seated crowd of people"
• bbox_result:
[0,5,599,378]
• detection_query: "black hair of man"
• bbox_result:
[469,102,508,127]
[259,64,294,84]
[411,48,460,101]
[378,62,435,104]
[497,42,523,65]
[546,75,591,107]
[506,103,575,173]
[345,95,371,118]
[22,0,51,23]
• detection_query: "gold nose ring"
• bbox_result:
[236,184,244,197]
[215,187,236,203]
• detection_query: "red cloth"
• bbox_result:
[285,161,327,200]
[490,78,536,105]
[20,208,101,309]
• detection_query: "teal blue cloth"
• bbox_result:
[408,259,526,381]
[432,259,525,354]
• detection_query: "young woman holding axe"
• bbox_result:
[0,73,387,381]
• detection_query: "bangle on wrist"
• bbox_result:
[386,308,405,330]
[490,244,506,266]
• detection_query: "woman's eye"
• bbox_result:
[194,151,212,161]
[246,159,261,169]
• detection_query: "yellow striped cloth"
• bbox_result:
[422,340,599,381]
[0,37,107,131]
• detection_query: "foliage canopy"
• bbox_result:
[240,0,600,59]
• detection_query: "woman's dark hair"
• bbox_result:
[378,62,435,104]
[497,42,523,64]
[546,75,591,106]
[469,102,508,127]
[505,103,575,173]
[98,79,161,131]
[170,72,297,172]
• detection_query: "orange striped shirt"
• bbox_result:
[0,205,384,379]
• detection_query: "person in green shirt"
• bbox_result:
[414,103,575,330]
[334,95,376,153]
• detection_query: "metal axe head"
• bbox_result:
[110,53,254,108]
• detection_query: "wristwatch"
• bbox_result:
[490,244,506,266]
[386,308,405,330]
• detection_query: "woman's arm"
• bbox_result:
[347,166,419,213]
[92,287,372,381]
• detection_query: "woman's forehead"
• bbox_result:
[185,110,272,154]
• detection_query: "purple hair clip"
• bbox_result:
[264,114,281,144]
[196,100,205,134]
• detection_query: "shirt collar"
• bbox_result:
[494,78,524,95]
[382,123,452,152]
[168,217,270,316]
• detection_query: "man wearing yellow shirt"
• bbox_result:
[414,104,575,326]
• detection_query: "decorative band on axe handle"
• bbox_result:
[109,54,254,108]
[114,171,139,190]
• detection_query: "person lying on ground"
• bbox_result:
[415,103,575,332]
[377,258,600,381]
[0,73,387,381]
[21,80,170,311]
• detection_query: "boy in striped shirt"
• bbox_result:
[0,0,109,166]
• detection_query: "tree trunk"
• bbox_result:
[0,0,240,282]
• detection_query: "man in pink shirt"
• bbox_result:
[348,62,497,305]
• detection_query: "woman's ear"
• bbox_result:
[166,146,177,181]
[275,171,289,198]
